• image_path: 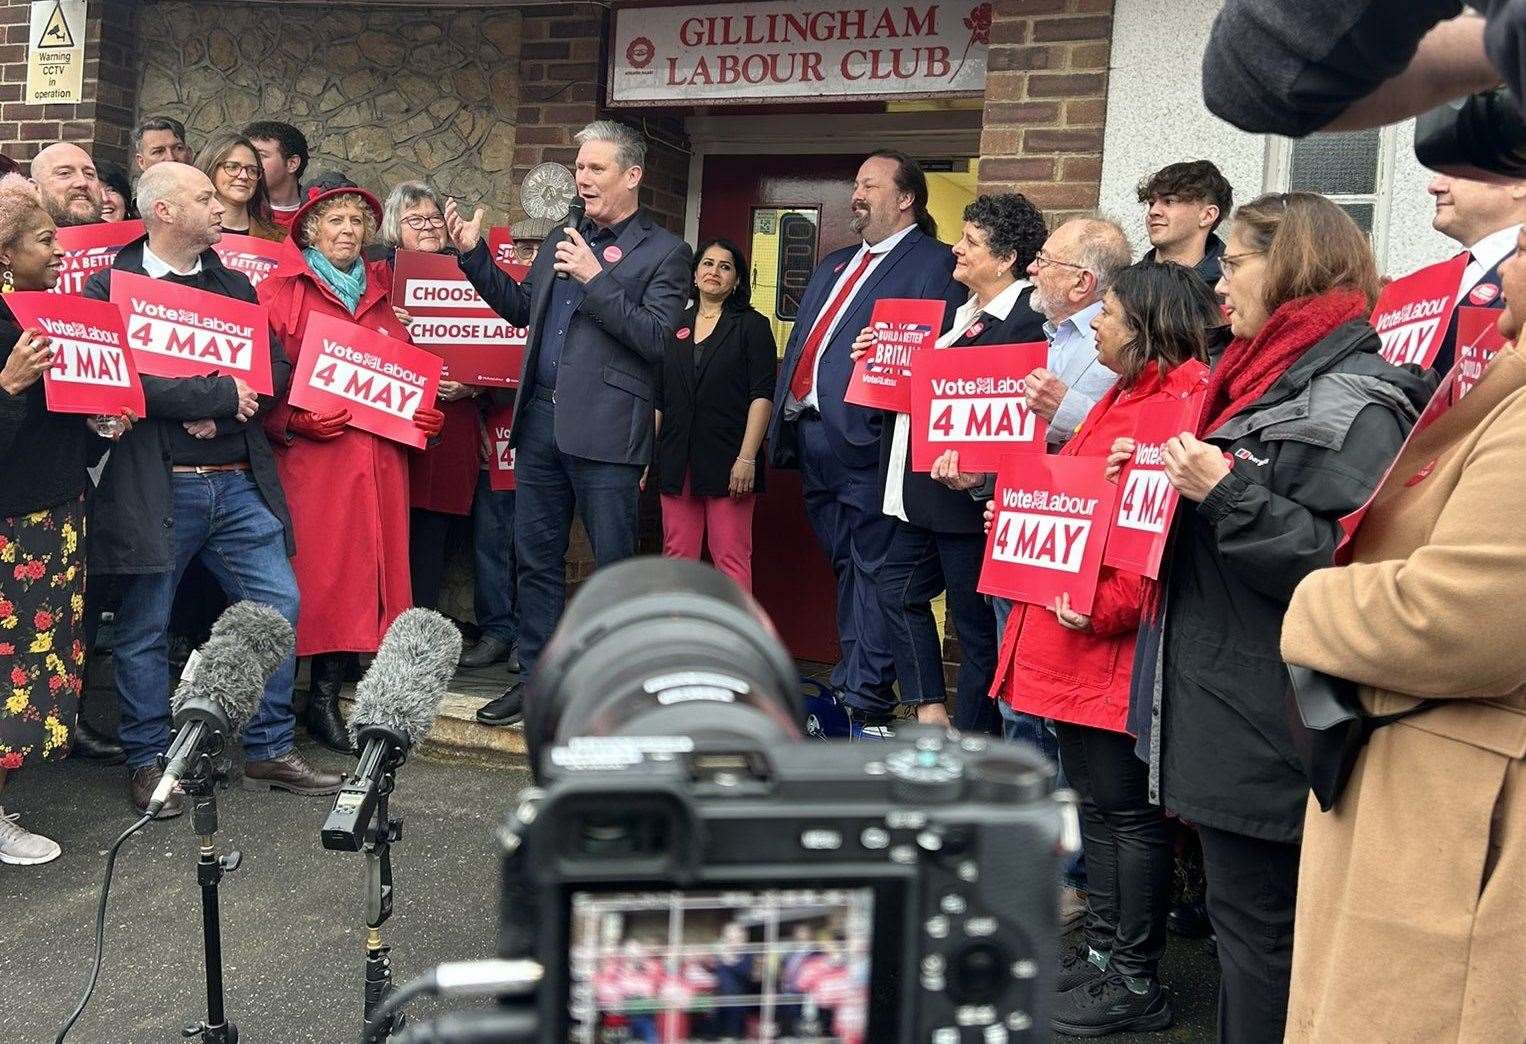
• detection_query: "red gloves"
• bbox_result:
[413,407,445,438]
[288,407,351,442]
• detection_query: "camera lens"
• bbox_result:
[524,558,805,782]
[947,941,1008,1003]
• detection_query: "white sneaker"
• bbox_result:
[0,806,62,865]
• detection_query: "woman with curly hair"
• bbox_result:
[851,192,1049,733]
[0,174,133,864]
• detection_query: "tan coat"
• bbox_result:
[1280,343,1526,1043]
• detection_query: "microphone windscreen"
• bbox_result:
[171,601,294,732]
[347,608,462,748]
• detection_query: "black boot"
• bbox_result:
[305,653,355,754]
[73,711,125,764]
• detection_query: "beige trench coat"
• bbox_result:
[1280,344,1526,1043]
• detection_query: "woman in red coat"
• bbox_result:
[989,262,1220,1036]
[258,177,444,752]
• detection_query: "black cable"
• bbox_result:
[361,973,437,1044]
[54,811,155,1044]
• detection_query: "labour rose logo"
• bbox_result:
[951,3,992,82]
[627,36,655,70]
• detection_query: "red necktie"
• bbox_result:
[788,249,875,402]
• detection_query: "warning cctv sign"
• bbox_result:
[26,0,84,104]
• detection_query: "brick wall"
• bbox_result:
[978,0,1114,222]
[0,0,138,168]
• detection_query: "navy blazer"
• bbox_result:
[1434,249,1510,375]
[879,286,1049,535]
[768,228,964,470]
[457,207,692,465]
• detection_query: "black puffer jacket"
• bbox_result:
[1128,318,1436,842]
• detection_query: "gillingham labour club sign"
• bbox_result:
[608,0,991,105]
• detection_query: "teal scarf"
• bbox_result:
[304,247,366,315]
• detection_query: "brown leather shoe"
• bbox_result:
[242,751,343,795]
[127,764,185,819]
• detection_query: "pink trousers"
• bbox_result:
[660,475,757,592]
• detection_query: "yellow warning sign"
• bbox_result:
[26,0,85,104]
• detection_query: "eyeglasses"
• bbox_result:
[218,161,261,180]
[1220,250,1264,276]
[402,215,446,230]
[1032,251,1089,274]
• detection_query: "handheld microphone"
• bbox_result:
[149,602,293,816]
[553,196,586,281]
[321,609,461,851]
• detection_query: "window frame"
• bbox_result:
[1263,125,1399,266]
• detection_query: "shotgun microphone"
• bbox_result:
[553,196,586,281]
[149,601,293,816]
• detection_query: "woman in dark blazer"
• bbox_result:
[654,238,777,592]
[854,193,1049,733]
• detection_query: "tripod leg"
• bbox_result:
[364,932,400,1042]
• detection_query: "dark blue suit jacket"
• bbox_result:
[768,228,963,470]
[457,207,691,465]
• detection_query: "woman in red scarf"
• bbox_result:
[1126,193,1436,1042]
[989,262,1220,1036]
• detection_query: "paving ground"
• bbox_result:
[0,676,1222,1043]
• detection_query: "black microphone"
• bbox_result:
[321,609,461,850]
[553,196,586,281]
[149,602,293,816]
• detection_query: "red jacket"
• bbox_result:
[992,360,1209,734]
[258,258,414,656]
[408,396,480,515]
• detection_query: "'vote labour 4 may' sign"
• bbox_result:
[212,233,297,291]
[1452,306,1506,404]
[288,313,442,449]
[108,271,273,394]
[909,341,1048,470]
[844,297,945,411]
[978,454,1118,614]
[48,220,145,296]
[391,249,526,387]
[486,404,517,491]
[6,291,145,416]
[1103,370,1209,579]
[1370,254,1468,368]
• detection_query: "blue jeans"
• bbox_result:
[471,470,518,645]
[113,471,300,769]
[514,397,641,675]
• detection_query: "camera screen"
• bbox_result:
[568,886,875,1043]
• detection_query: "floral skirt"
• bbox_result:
[0,496,85,769]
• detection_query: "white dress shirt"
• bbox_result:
[794,222,919,412]
[1041,299,1117,446]
[141,242,203,278]
[882,278,1031,520]
[1457,223,1520,299]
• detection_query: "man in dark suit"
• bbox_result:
[446,121,691,726]
[767,150,965,735]
[1428,172,1524,373]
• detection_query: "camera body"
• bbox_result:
[503,726,1072,1044]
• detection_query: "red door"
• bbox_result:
[697,154,862,664]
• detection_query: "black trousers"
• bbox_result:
[409,508,454,610]
[1054,722,1171,978]
[1196,824,1300,1044]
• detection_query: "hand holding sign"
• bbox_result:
[1105,437,1135,483]
[233,377,258,422]
[288,407,351,442]
[554,226,603,284]
[413,406,445,438]
[849,326,875,361]
[930,449,982,492]
[1052,593,1091,632]
[1161,432,1229,502]
[0,329,55,394]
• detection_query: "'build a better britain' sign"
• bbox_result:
[609,0,991,105]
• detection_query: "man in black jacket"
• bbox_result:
[1137,160,1232,291]
[445,121,690,727]
[84,162,339,817]
[1427,172,1524,371]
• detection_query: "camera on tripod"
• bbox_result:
[388,558,1073,1044]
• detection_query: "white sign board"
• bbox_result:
[608,0,991,106]
[26,0,84,104]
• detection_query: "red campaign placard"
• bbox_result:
[392,249,527,387]
[487,226,518,273]
[212,233,299,290]
[909,342,1049,470]
[1370,254,1468,368]
[287,312,441,449]
[977,453,1119,614]
[843,297,946,411]
[108,271,273,394]
[47,220,145,296]
[485,403,516,491]
[1103,378,1209,579]
[6,291,145,416]
[1452,306,1507,403]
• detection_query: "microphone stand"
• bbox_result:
[179,748,241,1043]
[362,765,404,1042]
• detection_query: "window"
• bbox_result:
[1265,127,1397,262]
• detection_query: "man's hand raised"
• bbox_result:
[444,197,485,254]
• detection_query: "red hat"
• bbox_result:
[289,173,383,247]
